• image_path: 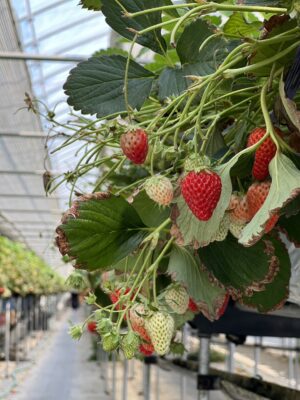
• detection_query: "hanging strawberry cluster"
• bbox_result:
[49,0,300,359]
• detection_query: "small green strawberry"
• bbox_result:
[165,285,189,315]
[145,312,174,355]
[145,176,173,206]
[102,332,120,352]
[96,318,112,336]
[120,331,140,359]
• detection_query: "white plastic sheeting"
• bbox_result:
[0,0,110,271]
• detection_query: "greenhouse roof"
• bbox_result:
[0,0,110,270]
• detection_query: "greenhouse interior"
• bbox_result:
[1,1,300,399]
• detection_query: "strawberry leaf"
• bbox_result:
[79,0,102,10]
[64,55,154,118]
[133,191,170,227]
[223,13,262,39]
[277,76,300,132]
[101,0,167,55]
[168,245,228,321]
[198,234,281,298]
[241,236,291,312]
[239,153,300,246]
[176,19,214,64]
[278,212,300,247]
[56,193,147,271]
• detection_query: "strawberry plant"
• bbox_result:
[45,0,300,358]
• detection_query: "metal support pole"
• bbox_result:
[5,301,11,378]
[144,362,151,400]
[15,297,22,364]
[198,336,210,400]
[288,338,295,388]
[227,342,235,373]
[103,351,110,395]
[155,365,160,400]
[122,359,129,400]
[254,337,261,377]
[180,324,189,400]
[112,352,117,400]
[295,340,300,389]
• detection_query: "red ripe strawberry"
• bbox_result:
[247,127,281,181]
[87,321,97,333]
[139,343,155,356]
[230,195,251,225]
[109,288,131,310]
[188,298,198,313]
[120,129,148,164]
[247,181,279,233]
[181,171,222,221]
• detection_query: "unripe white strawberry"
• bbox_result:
[229,220,245,239]
[211,213,230,242]
[145,312,174,356]
[145,176,173,206]
[165,285,189,314]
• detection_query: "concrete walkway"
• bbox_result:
[10,308,107,400]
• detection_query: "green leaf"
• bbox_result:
[79,0,102,11]
[198,234,281,298]
[174,153,244,248]
[168,245,228,321]
[159,24,236,98]
[239,153,300,246]
[163,0,179,17]
[56,194,147,270]
[133,191,170,227]
[176,19,213,64]
[93,48,128,58]
[158,67,189,99]
[64,55,154,118]
[249,19,297,77]
[223,13,262,39]
[101,0,167,54]
[241,236,291,312]
[281,194,300,217]
[278,76,300,132]
[279,212,300,247]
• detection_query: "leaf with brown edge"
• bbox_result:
[56,193,147,271]
[198,234,280,300]
[240,235,291,312]
[239,153,300,246]
[167,245,228,321]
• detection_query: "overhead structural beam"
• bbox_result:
[1,209,62,214]
[10,221,57,225]
[0,130,46,138]
[24,13,100,46]
[0,51,86,62]
[0,169,61,175]
[0,130,66,139]
[0,193,66,200]
[18,0,73,22]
